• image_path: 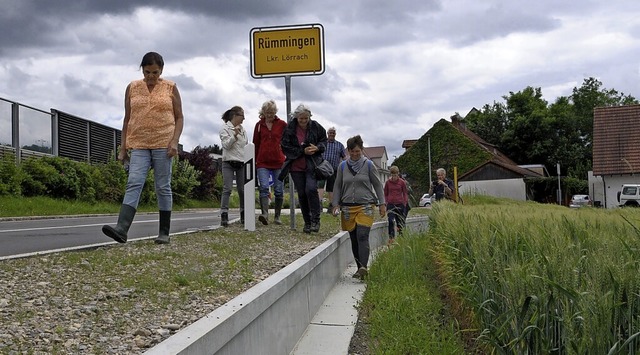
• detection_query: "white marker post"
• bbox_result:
[244,143,256,231]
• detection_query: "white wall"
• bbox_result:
[589,172,640,208]
[459,179,527,201]
[588,171,604,207]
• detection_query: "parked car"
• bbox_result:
[619,184,640,207]
[569,194,591,208]
[419,193,433,207]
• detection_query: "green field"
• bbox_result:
[360,196,640,354]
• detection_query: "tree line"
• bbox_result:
[464,77,637,179]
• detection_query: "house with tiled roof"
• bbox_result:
[363,146,389,183]
[449,113,544,200]
[590,104,640,208]
[401,139,418,150]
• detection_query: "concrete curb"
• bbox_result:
[144,216,429,355]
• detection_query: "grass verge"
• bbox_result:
[356,218,468,354]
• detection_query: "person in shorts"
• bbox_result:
[317,127,345,213]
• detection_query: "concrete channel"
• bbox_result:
[144,216,429,355]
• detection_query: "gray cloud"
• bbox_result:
[0,0,639,164]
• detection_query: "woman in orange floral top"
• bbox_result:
[102,52,184,245]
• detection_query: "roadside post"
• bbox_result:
[244,143,256,231]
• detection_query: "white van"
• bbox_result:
[619,184,640,207]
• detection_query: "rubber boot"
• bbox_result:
[154,210,171,244]
[240,211,245,224]
[102,204,136,243]
[273,197,283,225]
[221,212,229,227]
[258,196,269,225]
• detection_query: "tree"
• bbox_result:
[465,78,638,179]
[181,145,220,200]
[464,102,509,146]
[500,87,554,166]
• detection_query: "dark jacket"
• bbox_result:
[278,119,327,181]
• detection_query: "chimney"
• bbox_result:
[450,113,465,130]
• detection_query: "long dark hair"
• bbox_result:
[222,106,243,123]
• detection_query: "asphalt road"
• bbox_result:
[0,210,236,259]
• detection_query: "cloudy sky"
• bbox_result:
[1,0,639,163]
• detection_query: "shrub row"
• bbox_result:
[0,153,207,205]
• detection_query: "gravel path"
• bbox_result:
[0,217,336,354]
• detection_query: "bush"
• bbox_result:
[5,151,205,206]
[21,157,59,197]
[182,146,219,200]
[0,153,23,196]
[171,158,201,205]
[20,156,98,201]
[93,158,128,203]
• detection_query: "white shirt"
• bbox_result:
[220,121,248,162]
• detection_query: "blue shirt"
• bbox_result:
[323,140,346,169]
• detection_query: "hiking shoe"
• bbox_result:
[353,267,368,280]
[303,223,311,234]
[310,221,320,233]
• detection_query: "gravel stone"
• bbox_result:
[0,218,336,354]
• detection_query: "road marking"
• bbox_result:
[0,216,210,233]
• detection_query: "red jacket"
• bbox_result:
[384,178,408,205]
[253,116,287,169]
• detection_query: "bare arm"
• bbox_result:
[168,85,184,157]
[118,84,132,162]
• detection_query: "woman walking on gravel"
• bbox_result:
[102,51,184,245]
[219,106,248,226]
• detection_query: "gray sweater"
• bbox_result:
[332,160,385,207]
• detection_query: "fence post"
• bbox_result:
[51,109,59,157]
[11,102,20,164]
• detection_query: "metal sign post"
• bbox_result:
[285,76,297,230]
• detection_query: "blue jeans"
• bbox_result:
[386,203,405,238]
[257,168,284,199]
[123,149,173,210]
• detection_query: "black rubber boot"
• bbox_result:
[154,210,171,244]
[221,212,229,227]
[102,204,136,243]
[273,197,283,225]
[240,211,245,224]
[258,196,269,225]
